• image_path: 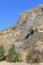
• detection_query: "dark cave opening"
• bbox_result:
[25,29,34,39]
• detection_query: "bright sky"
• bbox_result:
[0,0,43,30]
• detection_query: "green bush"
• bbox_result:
[15,52,22,62]
[0,45,5,61]
[6,44,22,62]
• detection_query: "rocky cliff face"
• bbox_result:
[0,4,43,55]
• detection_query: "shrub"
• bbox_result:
[15,52,22,62]
[0,45,5,61]
[6,44,22,62]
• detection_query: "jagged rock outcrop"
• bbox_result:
[0,4,43,62]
